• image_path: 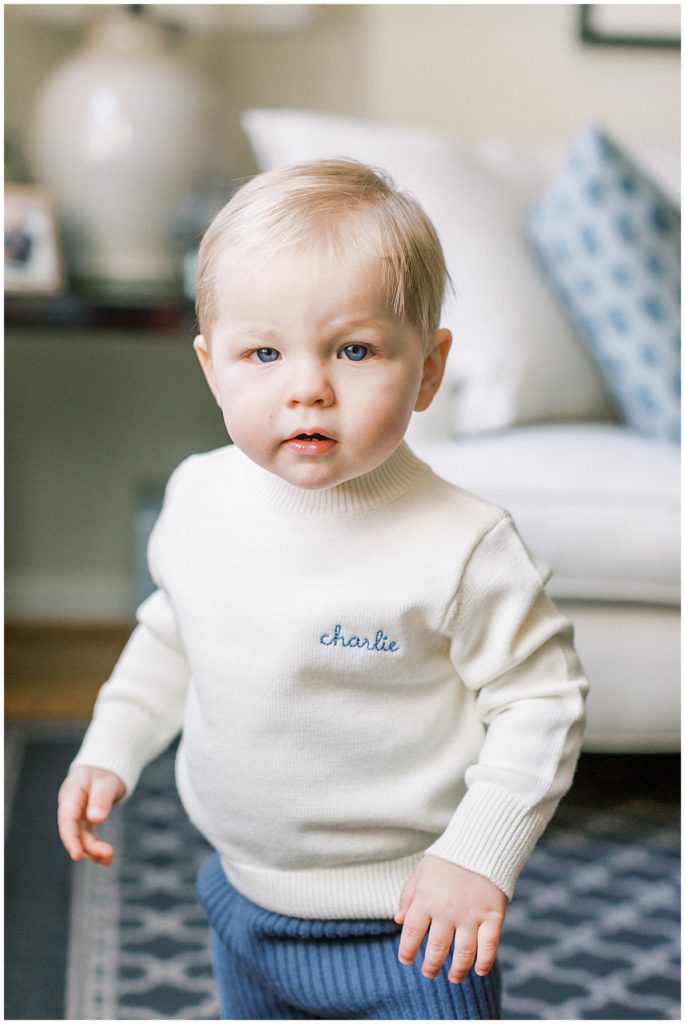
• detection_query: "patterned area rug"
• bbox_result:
[65,750,218,1020]
[498,799,680,1019]
[5,728,681,1020]
[68,747,681,1021]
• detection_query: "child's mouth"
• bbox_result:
[285,432,337,454]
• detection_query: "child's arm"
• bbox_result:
[395,855,506,983]
[398,515,588,977]
[60,459,194,865]
[58,765,126,864]
[69,588,190,797]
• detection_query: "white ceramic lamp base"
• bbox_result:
[29,11,209,297]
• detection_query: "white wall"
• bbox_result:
[5,4,680,620]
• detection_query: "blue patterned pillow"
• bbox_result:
[526,125,680,444]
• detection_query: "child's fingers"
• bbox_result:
[81,825,115,865]
[86,775,121,823]
[394,872,418,924]
[474,917,502,976]
[397,906,431,966]
[57,769,123,863]
[421,920,455,978]
[58,818,85,861]
[57,777,90,860]
[447,924,478,984]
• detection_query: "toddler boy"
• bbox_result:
[58,159,588,1020]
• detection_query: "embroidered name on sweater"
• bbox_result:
[319,624,399,653]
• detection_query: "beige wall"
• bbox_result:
[361,5,679,146]
[6,5,680,179]
[4,5,680,620]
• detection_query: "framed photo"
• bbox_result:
[579,4,681,49]
[5,184,64,295]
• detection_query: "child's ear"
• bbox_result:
[415,328,452,412]
[193,335,221,405]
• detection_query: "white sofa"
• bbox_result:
[241,108,680,753]
[405,418,679,752]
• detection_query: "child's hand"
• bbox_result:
[57,765,126,866]
[395,854,506,984]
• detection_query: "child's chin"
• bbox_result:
[279,467,345,491]
[277,456,364,491]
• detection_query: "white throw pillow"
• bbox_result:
[241,108,616,435]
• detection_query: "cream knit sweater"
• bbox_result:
[73,442,587,918]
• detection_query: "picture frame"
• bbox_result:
[579,4,681,49]
[5,183,64,295]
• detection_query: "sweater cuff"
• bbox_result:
[425,782,547,899]
[71,730,152,798]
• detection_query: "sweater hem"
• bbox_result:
[219,851,425,920]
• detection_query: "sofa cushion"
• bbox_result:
[560,602,680,752]
[241,108,615,435]
[526,125,681,444]
[407,423,680,605]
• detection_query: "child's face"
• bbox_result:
[195,244,451,490]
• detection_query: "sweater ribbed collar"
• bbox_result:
[242,441,428,515]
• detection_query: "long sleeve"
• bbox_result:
[71,461,192,795]
[425,515,588,898]
[70,588,191,795]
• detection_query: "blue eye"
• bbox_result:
[341,344,370,362]
[253,347,279,363]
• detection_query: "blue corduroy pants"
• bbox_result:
[197,853,502,1020]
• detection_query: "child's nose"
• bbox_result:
[286,359,335,407]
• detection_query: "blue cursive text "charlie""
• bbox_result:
[319,624,399,653]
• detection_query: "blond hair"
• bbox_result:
[195,159,450,344]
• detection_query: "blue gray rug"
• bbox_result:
[5,726,681,1020]
[498,797,680,1019]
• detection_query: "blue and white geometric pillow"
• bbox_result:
[526,125,680,444]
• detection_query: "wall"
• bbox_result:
[4,5,680,621]
[361,5,679,146]
[195,4,681,177]
[5,5,679,179]
[5,331,227,619]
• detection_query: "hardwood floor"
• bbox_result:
[5,621,131,720]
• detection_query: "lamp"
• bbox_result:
[27,6,210,296]
[25,5,316,297]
